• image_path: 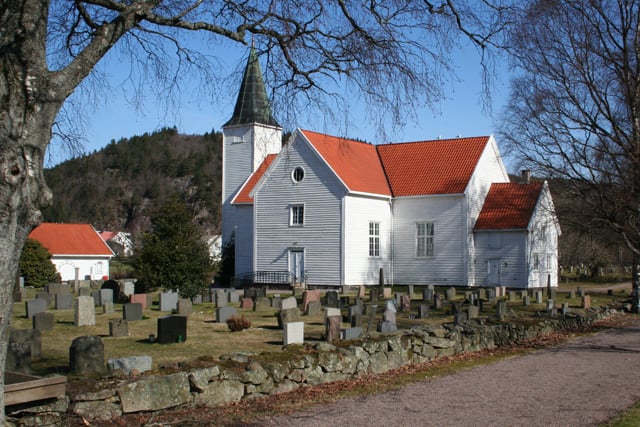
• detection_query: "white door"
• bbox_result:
[488,259,501,285]
[289,250,305,284]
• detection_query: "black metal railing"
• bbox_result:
[235,271,294,287]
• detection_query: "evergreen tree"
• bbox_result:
[134,195,214,299]
[19,239,60,287]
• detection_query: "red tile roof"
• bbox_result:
[30,223,114,256]
[301,130,392,196]
[232,154,278,204]
[377,137,491,196]
[100,231,116,241]
[474,182,545,230]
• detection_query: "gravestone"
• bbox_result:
[109,319,129,337]
[496,300,507,320]
[358,286,366,298]
[423,288,433,302]
[108,355,152,375]
[569,290,576,299]
[487,289,496,302]
[215,290,228,307]
[157,316,187,344]
[407,284,415,298]
[130,293,148,311]
[349,304,362,321]
[382,287,393,299]
[79,287,92,297]
[419,304,430,319]
[281,296,298,310]
[479,299,486,313]
[546,299,555,314]
[25,298,47,319]
[325,315,341,342]
[123,303,143,321]
[433,293,443,309]
[582,295,591,309]
[7,329,41,373]
[32,311,54,330]
[306,300,322,316]
[508,291,517,301]
[351,312,363,328]
[366,304,378,332]
[278,308,301,326]
[69,336,105,375]
[36,292,52,307]
[384,299,397,313]
[91,290,101,307]
[445,287,456,301]
[271,296,282,309]
[383,309,396,325]
[536,290,543,304]
[123,282,135,297]
[478,288,487,300]
[216,306,237,323]
[454,312,468,325]
[467,305,479,319]
[519,290,528,299]
[254,297,271,311]
[102,302,115,314]
[74,296,95,326]
[324,307,341,321]
[283,322,304,345]
[561,303,570,316]
[341,327,363,340]
[377,320,397,333]
[100,288,114,306]
[240,298,254,310]
[55,293,73,310]
[523,295,531,306]
[326,291,339,308]
[159,291,179,312]
[177,299,193,316]
[495,286,502,298]
[400,294,411,312]
[229,289,243,303]
[302,290,321,312]
[192,294,203,304]
[579,288,586,298]
[451,301,463,315]
[370,287,379,302]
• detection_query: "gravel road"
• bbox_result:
[260,319,640,427]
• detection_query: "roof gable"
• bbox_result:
[301,130,391,196]
[232,154,278,204]
[377,136,491,196]
[474,182,545,230]
[30,223,114,256]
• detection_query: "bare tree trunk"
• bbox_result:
[633,256,639,313]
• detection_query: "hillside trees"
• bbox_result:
[134,195,214,299]
[1,0,507,417]
[499,0,640,308]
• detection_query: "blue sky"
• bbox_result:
[47,39,513,169]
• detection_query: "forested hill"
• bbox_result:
[43,127,222,241]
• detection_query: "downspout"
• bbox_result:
[390,198,394,287]
[341,197,345,286]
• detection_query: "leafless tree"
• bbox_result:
[499,0,640,308]
[0,0,507,417]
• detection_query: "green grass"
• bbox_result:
[601,401,640,426]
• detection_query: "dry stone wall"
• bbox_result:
[7,308,616,425]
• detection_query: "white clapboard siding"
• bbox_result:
[234,205,254,276]
[343,195,392,285]
[391,195,467,285]
[526,188,560,288]
[254,135,346,286]
[473,231,529,288]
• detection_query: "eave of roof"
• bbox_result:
[232,154,278,204]
[474,181,545,230]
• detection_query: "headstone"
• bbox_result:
[91,290,101,307]
[478,288,487,300]
[283,321,304,345]
[546,299,555,314]
[159,291,178,312]
[100,288,114,305]
[423,288,434,302]
[7,329,41,373]
[358,286,366,298]
[519,290,528,299]
[302,290,321,312]
[325,315,341,342]
[407,285,415,298]
[271,296,282,309]
[508,291,517,301]
[454,312,468,325]
[216,306,237,323]
[108,355,152,375]
[382,288,392,299]
[102,302,115,314]
[36,291,52,307]
[579,288,586,298]
[496,300,506,320]
[479,299,486,312]
[25,298,47,319]
[279,308,301,326]
[326,291,339,308]
[377,320,397,333]
[69,336,105,375]
[569,290,576,299]
[55,293,73,310]
[451,301,463,315]
[192,294,202,304]
[215,290,227,307]
[281,296,298,310]
[400,294,411,312]
[349,304,363,320]
[383,309,396,324]
[445,287,456,301]
[487,289,496,302]
[467,305,479,319]
[157,315,187,344]
[562,302,570,315]
[240,298,254,310]
[130,293,148,311]
[384,299,397,313]
[341,327,363,340]
[366,304,378,332]
[177,299,193,316]
[109,319,129,337]
[79,287,92,297]
[74,296,96,326]
[370,287,379,302]
[433,293,443,309]
[324,307,341,320]
[582,294,591,309]
[501,286,507,298]
[123,303,143,321]
[495,286,502,298]
[254,296,271,311]
[306,300,322,316]
[419,304,430,319]
[350,312,363,328]
[123,282,135,297]
[32,311,54,330]
[523,295,531,306]
[229,289,243,303]
[536,290,543,304]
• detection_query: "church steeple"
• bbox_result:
[224,46,279,128]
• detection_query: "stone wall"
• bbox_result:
[7,308,617,425]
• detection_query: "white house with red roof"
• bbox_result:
[222,48,560,289]
[30,223,115,281]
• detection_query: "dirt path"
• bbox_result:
[259,319,640,427]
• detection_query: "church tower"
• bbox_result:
[221,47,282,272]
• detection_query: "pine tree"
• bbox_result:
[134,195,214,299]
[19,239,60,287]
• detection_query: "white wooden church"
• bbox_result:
[221,48,560,289]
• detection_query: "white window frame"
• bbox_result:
[289,204,304,226]
[533,253,540,271]
[416,222,435,257]
[369,221,380,257]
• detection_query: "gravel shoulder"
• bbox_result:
[260,318,640,427]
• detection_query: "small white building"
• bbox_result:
[99,230,134,257]
[221,48,560,289]
[30,223,115,281]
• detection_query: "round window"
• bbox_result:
[292,166,304,183]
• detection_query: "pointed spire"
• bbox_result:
[224,46,280,128]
